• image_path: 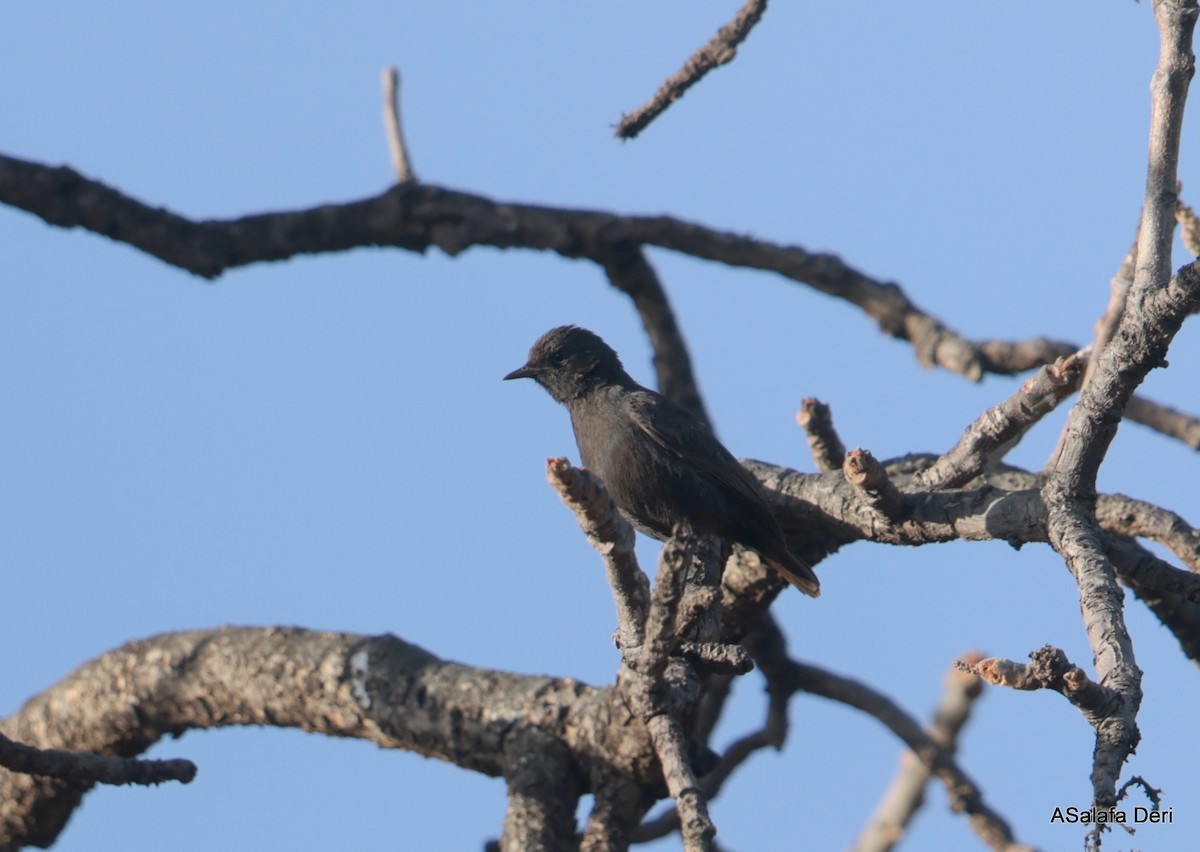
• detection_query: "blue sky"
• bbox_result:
[2,2,1198,850]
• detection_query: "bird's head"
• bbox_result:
[503,325,629,403]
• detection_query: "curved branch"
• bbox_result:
[786,661,1032,852]
[0,627,650,849]
[2,152,1196,450]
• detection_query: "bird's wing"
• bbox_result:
[626,389,821,598]
[624,391,780,526]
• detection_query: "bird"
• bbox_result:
[504,325,820,597]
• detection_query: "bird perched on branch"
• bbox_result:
[504,325,820,597]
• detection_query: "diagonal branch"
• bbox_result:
[547,458,648,652]
[797,397,847,473]
[615,0,769,140]
[855,653,986,852]
[917,350,1087,490]
[786,661,1033,852]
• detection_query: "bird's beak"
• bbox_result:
[503,364,537,381]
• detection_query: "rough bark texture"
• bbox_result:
[3,4,1199,850]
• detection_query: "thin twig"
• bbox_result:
[797,398,847,473]
[615,0,769,140]
[1081,234,1138,391]
[961,646,1115,720]
[382,66,417,184]
[1177,189,1200,255]
[0,732,195,786]
[634,691,787,843]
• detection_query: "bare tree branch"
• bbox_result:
[1124,394,1200,449]
[1096,493,1200,571]
[547,458,649,652]
[2,152,1196,451]
[1040,0,1198,808]
[963,646,1114,720]
[1177,191,1200,255]
[1082,235,1138,392]
[855,653,985,852]
[917,350,1087,490]
[621,532,723,852]
[501,727,580,852]
[843,448,909,522]
[797,397,847,473]
[382,66,418,184]
[614,0,769,140]
[738,455,1200,662]
[1105,534,1200,665]
[0,627,659,849]
[786,661,1033,852]
[634,690,787,844]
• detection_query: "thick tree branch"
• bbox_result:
[1040,0,1197,807]
[0,627,655,849]
[2,152,1196,450]
[1096,493,1200,571]
[500,727,580,852]
[737,456,1200,662]
[1105,534,1200,665]
[614,0,769,140]
[621,532,724,852]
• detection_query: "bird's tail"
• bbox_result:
[769,552,821,598]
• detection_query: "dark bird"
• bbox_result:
[504,325,820,597]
